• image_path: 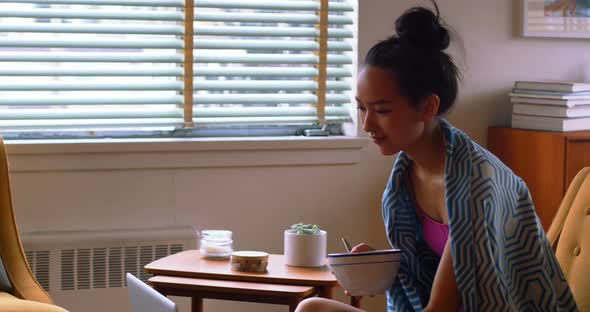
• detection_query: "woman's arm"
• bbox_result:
[424,238,461,312]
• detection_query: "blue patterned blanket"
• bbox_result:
[382,119,577,311]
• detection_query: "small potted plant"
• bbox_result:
[284,223,327,267]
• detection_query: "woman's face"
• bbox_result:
[356,65,426,155]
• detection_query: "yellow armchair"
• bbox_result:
[547,167,590,311]
[0,137,68,312]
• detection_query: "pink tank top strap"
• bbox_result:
[406,169,449,258]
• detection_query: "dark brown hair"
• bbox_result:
[363,0,460,116]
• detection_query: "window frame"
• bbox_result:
[5,136,368,171]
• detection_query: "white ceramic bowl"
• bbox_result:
[328,249,401,296]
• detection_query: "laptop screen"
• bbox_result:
[126,273,177,312]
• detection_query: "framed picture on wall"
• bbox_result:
[523,0,590,38]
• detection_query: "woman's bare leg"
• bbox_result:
[295,298,366,312]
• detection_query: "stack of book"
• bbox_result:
[510,81,590,132]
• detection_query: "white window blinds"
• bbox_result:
[0,0,354,139]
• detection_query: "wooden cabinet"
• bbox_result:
[487,127,590,230]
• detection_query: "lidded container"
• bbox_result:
[200,230,233,260]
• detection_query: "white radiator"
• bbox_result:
[21,226,197,295]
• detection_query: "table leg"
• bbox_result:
[191,296,203,312]
[317,286,334,299]
[289,299,302,312]
[350,296,361,308]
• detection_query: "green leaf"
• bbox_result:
[289,222,321,234]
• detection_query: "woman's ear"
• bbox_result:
[421,95,440,121]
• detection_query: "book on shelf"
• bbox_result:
[509,96,590,107]
[514,80,590,93]
[511,114,590,132]
[512,103,590,118]
[509,89,590,100]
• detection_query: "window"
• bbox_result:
[0,0,355,140]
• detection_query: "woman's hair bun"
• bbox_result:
[394,4,450,52]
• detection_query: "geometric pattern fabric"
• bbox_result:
[382,119,577,311]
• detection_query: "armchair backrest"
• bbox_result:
[0,137,53,303]
[547,167,590,311]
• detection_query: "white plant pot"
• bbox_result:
[284,230,327,267]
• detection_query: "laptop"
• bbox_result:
[126,273,177,312]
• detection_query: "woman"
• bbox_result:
[296,1,576,311]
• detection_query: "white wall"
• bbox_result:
[361,0,590,144]
[8,1,590,312]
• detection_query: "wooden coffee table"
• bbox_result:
[144,250,359,311]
